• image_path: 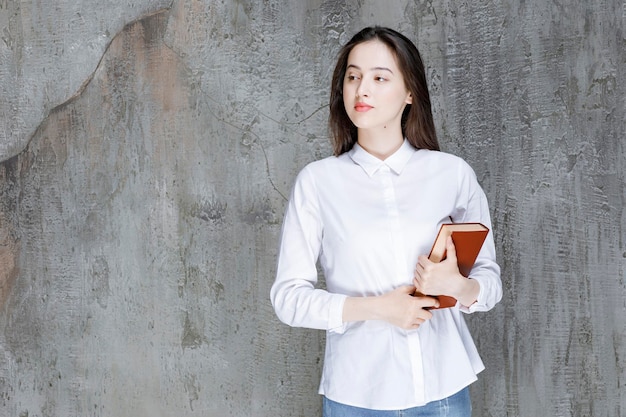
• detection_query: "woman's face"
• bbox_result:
[342,40,412,133]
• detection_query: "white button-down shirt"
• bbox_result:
[271,140,502,410]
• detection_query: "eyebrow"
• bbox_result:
[346,64,394,74]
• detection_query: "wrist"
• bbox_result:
[453,277,480,307]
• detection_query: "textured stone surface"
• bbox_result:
[0,0,624,416]
[0,0,172,160]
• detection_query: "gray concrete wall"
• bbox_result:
[0,0,624,416]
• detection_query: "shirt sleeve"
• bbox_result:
[453,160,503,313]
[270,165,347,331]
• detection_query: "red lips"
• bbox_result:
[354,102,373,112]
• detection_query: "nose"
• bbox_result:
[356,79,370,98]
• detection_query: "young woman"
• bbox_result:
[271,26,502,416]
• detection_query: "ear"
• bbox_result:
[405,92,413,105]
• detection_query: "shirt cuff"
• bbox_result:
[328,294,348,334]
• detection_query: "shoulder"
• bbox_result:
[297,154,350,180]
[413,149,476,174]
[304,153,349,170]
[290,154,344,192]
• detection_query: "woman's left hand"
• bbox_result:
[413,236,479,307]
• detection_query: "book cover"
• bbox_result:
[423,222,489,309]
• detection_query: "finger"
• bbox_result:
[413,268,421,282]
[414,263,426,280]
[422,296,440,309]
[416,256,436,274]
[417,254,429,267]
[399,284,417,295]
[413,278,426,296]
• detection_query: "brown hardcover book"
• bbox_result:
[422,222,489,309]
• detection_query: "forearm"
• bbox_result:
[342,286,439,329]
[342,295,384,323]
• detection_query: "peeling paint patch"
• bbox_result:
[181,312,203,350]
[190,196,228,224]
[88,255,110,309]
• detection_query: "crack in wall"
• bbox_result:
[0,5,174,165]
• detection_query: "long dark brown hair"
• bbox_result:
[329,26,439,155]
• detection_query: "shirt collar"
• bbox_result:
[348,139,416,177]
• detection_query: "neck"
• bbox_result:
[357,128,404,160]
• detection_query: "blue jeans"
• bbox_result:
[322,387,471,417]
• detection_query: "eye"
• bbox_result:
[346,73,360,81]
[375,76,387,82]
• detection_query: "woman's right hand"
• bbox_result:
[378,285,439,329]
[342,285,439,329]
